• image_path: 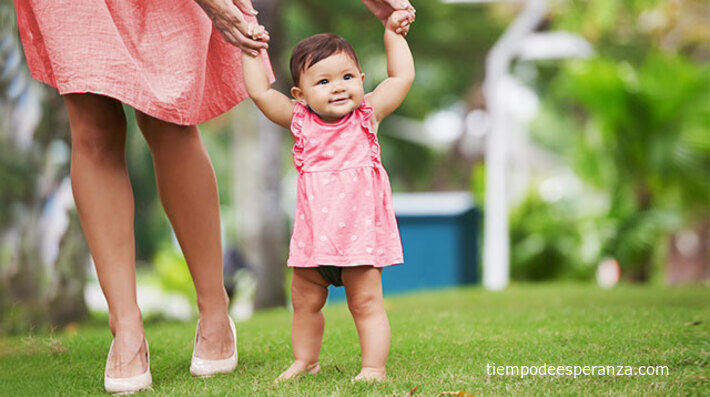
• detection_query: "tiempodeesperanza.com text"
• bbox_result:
[486,363,669,378]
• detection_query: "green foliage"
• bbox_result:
[550,0,666,62]
[509,188,599,281]
[0,144,32,226]
[470,162,485,206]
[533,52,709,279]
[523,0,710,280]
[121,108,176,263]
[0,296,45,335]
[378,133,437,191]
[152,246,196,305]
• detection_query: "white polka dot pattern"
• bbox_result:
[286,101,404,268]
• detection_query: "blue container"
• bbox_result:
[328,191,480,300]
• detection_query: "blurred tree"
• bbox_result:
[509,188,597,281]
[123,109,172,266]
[232,0,288,309]
[549,54,709,280]
[529,0,710,281]
[0,20,89,333]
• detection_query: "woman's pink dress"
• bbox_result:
[287,101,403,268]
[13,0,272,125]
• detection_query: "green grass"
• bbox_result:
[1,283,708,396]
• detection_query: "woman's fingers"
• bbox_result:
[232,0,258,16]
[198,0,269,52]
[215,21,268,53]
[235,32,269,53]
[386,0,416,14]
[362,0,416,27]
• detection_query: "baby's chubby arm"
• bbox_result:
[241,24,295,129]
[366,10,415,123]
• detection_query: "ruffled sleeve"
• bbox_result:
[357,100,375,132]
[291,102,308,173]
[357,100,381,164]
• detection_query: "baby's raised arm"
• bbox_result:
[366,10,415,123]
[241,24,295,129]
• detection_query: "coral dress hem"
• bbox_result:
[14,0,274,126]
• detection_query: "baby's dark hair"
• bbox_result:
[289,33,360,86]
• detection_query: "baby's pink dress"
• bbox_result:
[13,0,273,125]
[287,101,403,268]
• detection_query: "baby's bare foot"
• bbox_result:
[354,367,386,382]
[276,361,320,381]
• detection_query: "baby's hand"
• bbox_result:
[385,9,414,36]
[245,23,270,47]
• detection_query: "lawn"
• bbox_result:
[0,283,708,396]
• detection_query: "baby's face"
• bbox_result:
[292,52,365,123]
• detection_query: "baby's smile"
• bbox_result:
[329,96,350,104]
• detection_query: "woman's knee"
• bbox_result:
[64,94,127,161]
[134,110,163,134]
[135,110,196,149]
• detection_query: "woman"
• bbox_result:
[13,0,414,393]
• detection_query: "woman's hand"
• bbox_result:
[385,10,412,36]
[196,0,269,55]
[362,0,416,34]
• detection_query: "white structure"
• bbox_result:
[443,0,592,290]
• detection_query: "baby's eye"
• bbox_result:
[343,74,353,80]
[317,79,329,85]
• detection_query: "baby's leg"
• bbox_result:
[342,266,389,381]
[277,268,329,381]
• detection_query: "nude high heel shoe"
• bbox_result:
[104,339,152,394]
[189,316,238,377]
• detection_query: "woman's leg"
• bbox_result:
[63,93,147,378]
[277,268,329,380]
[134,111,232,359]
[342,266,390,380]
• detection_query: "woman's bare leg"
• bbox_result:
[342,266,389,381]
[63,93,147,378]
[135,111,232,359]
[277,268,328,381]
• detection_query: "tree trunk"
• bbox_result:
[0,29,88,333]
[46,191,89,327]
[666,221,710,284]
[234,0,288,309]
[231,0,288,310]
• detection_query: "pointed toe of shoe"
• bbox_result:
[189,353,238,377]
[104,371,152,395]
